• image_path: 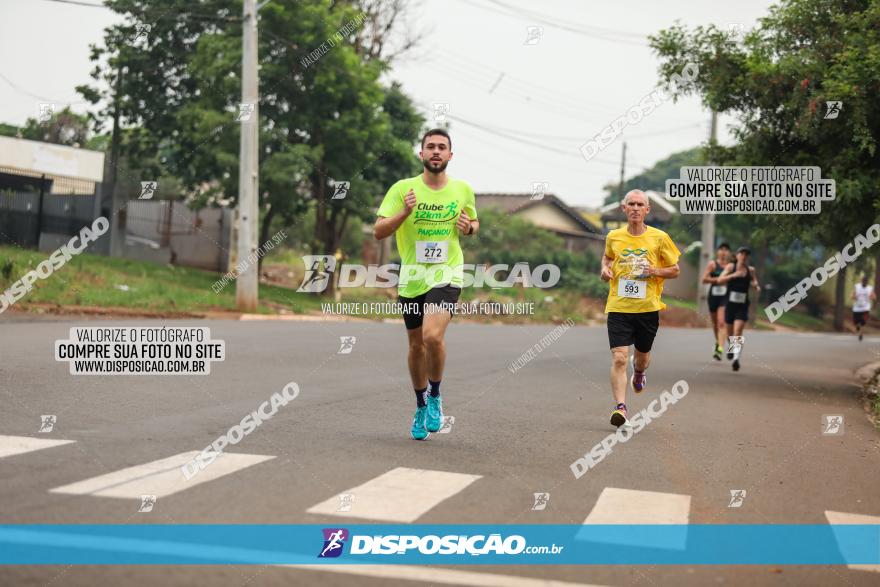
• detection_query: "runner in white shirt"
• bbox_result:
[852,275,875,341]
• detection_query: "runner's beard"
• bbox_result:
[423,158,448,174]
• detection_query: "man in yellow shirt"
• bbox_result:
[600,190,681,427]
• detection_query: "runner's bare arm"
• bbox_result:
[644,263,680,279]
[716,262,744,284]
[600,254,614,281]
[374,189,417,240]
[456,210,479,236]
[750,266,761,292]
[701,260,718,284]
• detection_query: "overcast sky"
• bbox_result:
[1,0,776,208]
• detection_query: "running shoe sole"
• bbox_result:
[610,411,628,428]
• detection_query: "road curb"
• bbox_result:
[855,360,880,428]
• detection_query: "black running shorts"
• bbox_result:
[607,311,660,352]
[399,285,461,330]
[853,311,868,327]
[725,302,749,324]
[707,294,727,313]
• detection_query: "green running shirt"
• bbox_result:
[377,175,478,298]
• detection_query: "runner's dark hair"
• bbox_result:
[421,128,452,150]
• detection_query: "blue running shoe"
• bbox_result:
[411,406,429,440]
[426,394,443,432]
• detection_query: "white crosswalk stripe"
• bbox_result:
[306,466,481,522]
[281,564,609,586]
[824,510,880,572]
[579,487,691,550]
[0,434,75,459]
[49,451,274,499]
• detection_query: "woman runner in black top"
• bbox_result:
[701,243,731,360]
[716,247,761,372]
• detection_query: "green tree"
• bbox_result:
[603,147,704,205]
[9,107,92,147]
[79,0,423,283]
[650,0,880,329]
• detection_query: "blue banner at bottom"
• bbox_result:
[0,524,877,565]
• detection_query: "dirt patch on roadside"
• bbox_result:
[660,305,707,328]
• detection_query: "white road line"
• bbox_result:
[824,510,880,573]
[0,435,75,459]
[49,451,274,499]
[579,487,691,550]
[282,565,608,586]
[306,467,481,522]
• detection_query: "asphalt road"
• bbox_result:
[1,315,879,586]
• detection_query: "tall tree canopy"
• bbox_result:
[79,0,424,257]
[650,0,880,327]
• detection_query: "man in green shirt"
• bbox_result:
[374,129,479,440]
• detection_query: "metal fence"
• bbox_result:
[124,200,232,271]
[0,190,97,249]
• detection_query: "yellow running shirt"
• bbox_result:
[604,225,681,313]
[377,175,478,299]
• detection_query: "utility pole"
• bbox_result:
[617,141,627,202]
[236,0,259,311]
[107,64,124,258]
[697,110,718,316]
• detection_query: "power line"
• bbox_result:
[489,0,647,39]
[0,72,78,103]
[462,0,649,46]
[38,0,106,7]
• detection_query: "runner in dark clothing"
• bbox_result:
[716,247,760,372]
